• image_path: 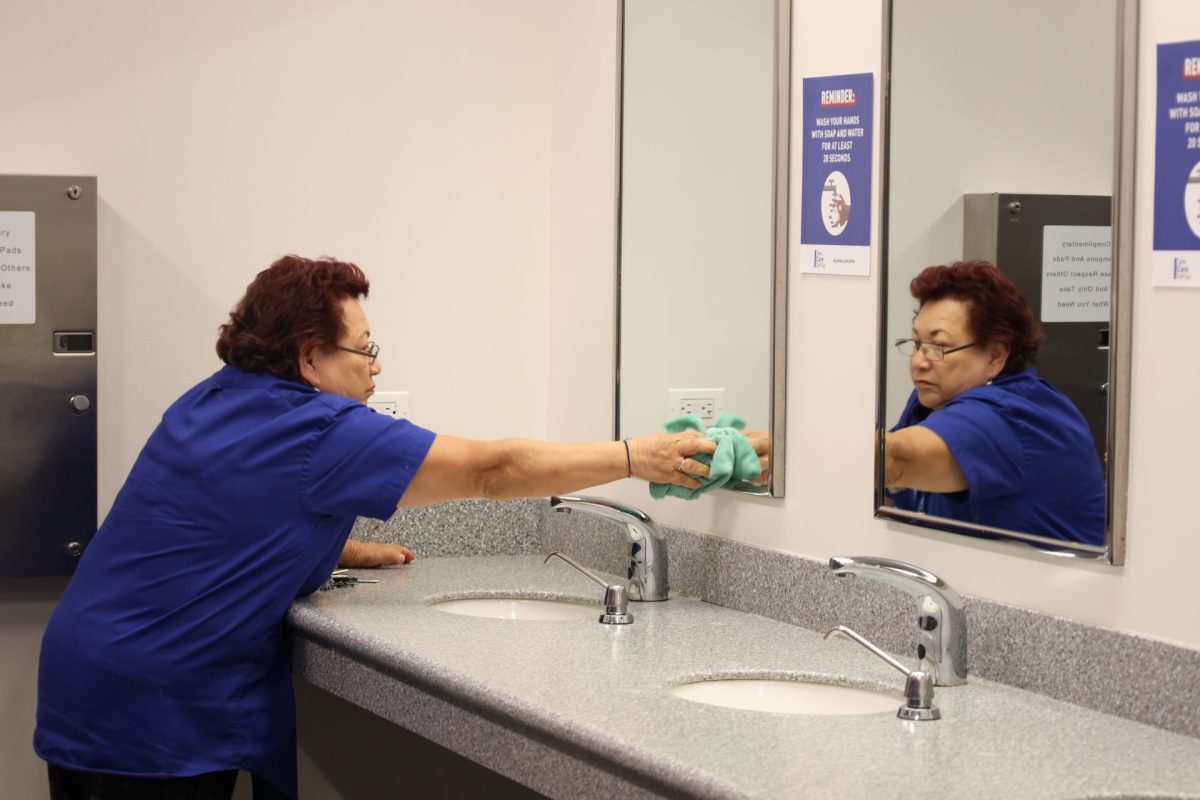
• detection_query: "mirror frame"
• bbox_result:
[613,0,792,498]
[874,0,1137,563]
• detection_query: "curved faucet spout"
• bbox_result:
[550,495,668,601]
[829,556,968,686]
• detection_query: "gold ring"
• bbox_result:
[677,459,688,473]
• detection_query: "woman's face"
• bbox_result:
[302,297,381,403]
[909,297,1008,410]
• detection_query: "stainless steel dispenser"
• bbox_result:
[0,175,98,576]
[963,193,1110,466]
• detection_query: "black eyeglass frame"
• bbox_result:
[893,338,977,361]
[336,341,380,365]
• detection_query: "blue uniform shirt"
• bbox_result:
[887,368,1106,546]
[35,365,437,797]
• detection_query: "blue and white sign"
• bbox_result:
[1152,40,1200,288]
[799,72,874,276]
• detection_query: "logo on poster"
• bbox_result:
[812,250,826,270]
[1174,257,1193,281]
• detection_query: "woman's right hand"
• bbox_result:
[626,432,718,489]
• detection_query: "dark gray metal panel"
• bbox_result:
[963,192,1111,468]
[0,174,97,577]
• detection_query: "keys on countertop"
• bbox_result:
[319,569,382,591]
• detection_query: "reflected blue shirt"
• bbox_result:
[887,368,1106,546]
[35,365,436,797]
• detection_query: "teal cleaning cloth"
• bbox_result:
[649,413,762,500]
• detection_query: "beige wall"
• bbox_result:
[2,0,1199,797]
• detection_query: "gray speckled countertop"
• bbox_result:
[287,555,1200,800]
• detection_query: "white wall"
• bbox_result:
[3,0,1200,796]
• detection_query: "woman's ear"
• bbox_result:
[987,340,1011,377]
[298,346,320,388]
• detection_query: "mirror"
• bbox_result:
[615,0,791,497]
[877,0,1136,562]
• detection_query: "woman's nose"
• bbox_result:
[371,359,382,376]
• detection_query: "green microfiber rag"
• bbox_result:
[649,413,762,500]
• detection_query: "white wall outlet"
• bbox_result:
[368,391,410,420]
[667,388,725,423]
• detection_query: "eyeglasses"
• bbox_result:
[336,341,380,365]
[894,338,976,361]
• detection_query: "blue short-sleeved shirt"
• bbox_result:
[34,365,437,797]
[887,368,1106,546]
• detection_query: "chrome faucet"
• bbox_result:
[828,556,968,686]
[549,495,668,601]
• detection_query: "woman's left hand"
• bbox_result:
[339,538,415,567]
[627,431,719,489]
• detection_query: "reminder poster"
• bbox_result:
[0,211,35,324]
[798,72,874,276]
[1152,40,1200,288]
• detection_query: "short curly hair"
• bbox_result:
[216,255,370,380]
[909,260,1043,374]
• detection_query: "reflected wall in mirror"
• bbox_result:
[877,0,1135,562]
[616,0,790,497]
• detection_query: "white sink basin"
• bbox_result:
[429,597,601,621]
[670,678,900,715]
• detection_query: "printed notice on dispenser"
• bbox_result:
[0,212,35,324]
[1041,225,1111,323]
[1152,39,1200,287]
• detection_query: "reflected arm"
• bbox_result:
[883,426,968,493]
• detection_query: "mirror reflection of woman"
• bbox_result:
[884,260,1105,546]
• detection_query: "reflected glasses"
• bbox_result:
[894,338,976,361]
[336,341,380,365]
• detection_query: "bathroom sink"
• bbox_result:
[429,597,602,621]
[669,678,900,715]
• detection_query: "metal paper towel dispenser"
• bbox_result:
[0,175,98,576]
[963,193,1110,466]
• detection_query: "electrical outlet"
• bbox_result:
[667,388,725,423]
[368,391,410,420]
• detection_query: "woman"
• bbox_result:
[884,260,1105,546]
[35,255,735,800]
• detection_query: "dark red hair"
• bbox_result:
[909,260,1043,374]
[216,255,370,380]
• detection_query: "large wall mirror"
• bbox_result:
[876,0,1136,562]
[616,0,791,497]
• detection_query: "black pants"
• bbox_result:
[48,764,290,800]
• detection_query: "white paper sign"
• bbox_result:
[0,211,35,324]
[1041,225,1111,323]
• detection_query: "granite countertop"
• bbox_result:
[287,555,1200,800]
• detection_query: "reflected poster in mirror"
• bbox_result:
[616,0,790,497]
[876,0,1135,562]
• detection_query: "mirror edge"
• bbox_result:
[1106,0,1138,566]
[872,0,1137,564]
[766,0,792,498]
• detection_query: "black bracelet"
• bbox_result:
[622,439,632,477]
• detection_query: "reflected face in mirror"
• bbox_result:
[884,262,1106,547]
[906,298,1007,411]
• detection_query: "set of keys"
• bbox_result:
[319,568,381,591]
